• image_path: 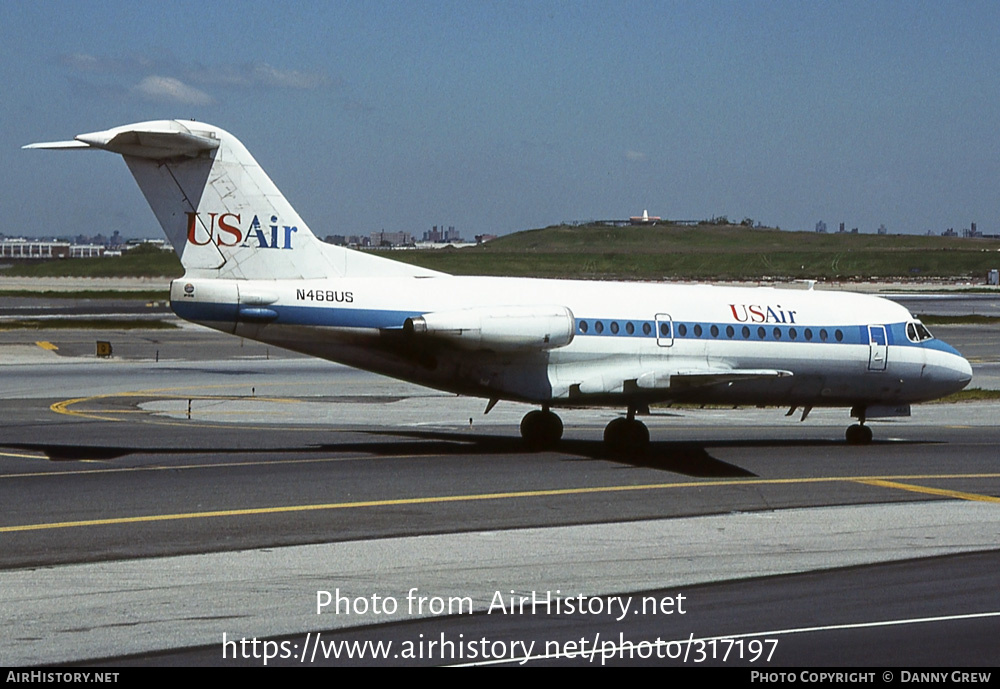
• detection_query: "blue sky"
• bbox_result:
[3,1,999,239]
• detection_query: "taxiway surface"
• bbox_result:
[1,325,998,666]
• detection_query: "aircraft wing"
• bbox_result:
[565,364,792,397]
[646,368,793,390]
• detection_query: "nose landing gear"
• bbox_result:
[845,424,873,445]
[846,406,874,445]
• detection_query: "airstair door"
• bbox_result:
[868,325,887,371]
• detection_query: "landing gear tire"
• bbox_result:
[845,424,873,445]
[604,417,650,455]
[520,409,563,450]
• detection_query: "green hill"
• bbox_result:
[384,223,1000,281]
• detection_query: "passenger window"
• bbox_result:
[678,324,687,336]
[835,329,843,342]
[773,327,781,340]
[642,322,652,335]
[805,328,813,341]
[757,326,766,339]
[710,325,719,337]
[742,326,750,339]
[789,328,797,340]
[626,322,635,335]
[579,321,588,333]
[694,324,703,337]
[610,321,619,334]
[595,321,604,334]
[726,325,735,338]
[820,329,828,342]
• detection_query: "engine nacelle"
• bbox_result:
[404,305,575,352]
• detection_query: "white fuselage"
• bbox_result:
[170,275,972,409]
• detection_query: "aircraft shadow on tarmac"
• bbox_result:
[1,433,930,478]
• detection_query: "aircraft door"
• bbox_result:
[655,313,674,347]
[868,325,887,371]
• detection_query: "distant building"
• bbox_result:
[0,239,70,259]
[370,230,412,247]
[423,225,463,243]
[326,235,371,247]
[877,224,887,235]
[126,238,168,250]
[815,220,827,233]
[70,245,105,258]
[629,210,661,225]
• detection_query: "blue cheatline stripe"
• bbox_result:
[172,300,418,329]
[171,301,961,355]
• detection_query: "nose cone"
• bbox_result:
[954,354,973,389]
[923,346,972,398]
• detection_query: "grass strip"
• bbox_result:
[0,290,169,300]
[917,314,1000,325]
[0,318,178,330]
[933,388,1000,403]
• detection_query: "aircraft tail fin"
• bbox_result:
[26,120,441,280]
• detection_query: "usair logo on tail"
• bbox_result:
[185,212,297,249]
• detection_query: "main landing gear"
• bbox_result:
[845,406,873,445]
[603,406,649,455]
[519,405,651,455]
[519,407,563,450]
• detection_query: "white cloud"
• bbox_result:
[133,76,215,105]
[625,149,647,162]
[61,52,329,94]
[61,53,103,71]
[184,62,330,90]
[248,63,328,89]
[60,52,152,74]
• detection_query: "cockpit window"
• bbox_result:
[906,320,934,343]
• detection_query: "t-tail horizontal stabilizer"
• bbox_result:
[26,126,220,159]
[25,120,443,281]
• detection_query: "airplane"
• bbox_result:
[25,120,973,451]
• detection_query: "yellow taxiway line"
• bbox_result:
[2,472,998,534]
[856,479,1000,504]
